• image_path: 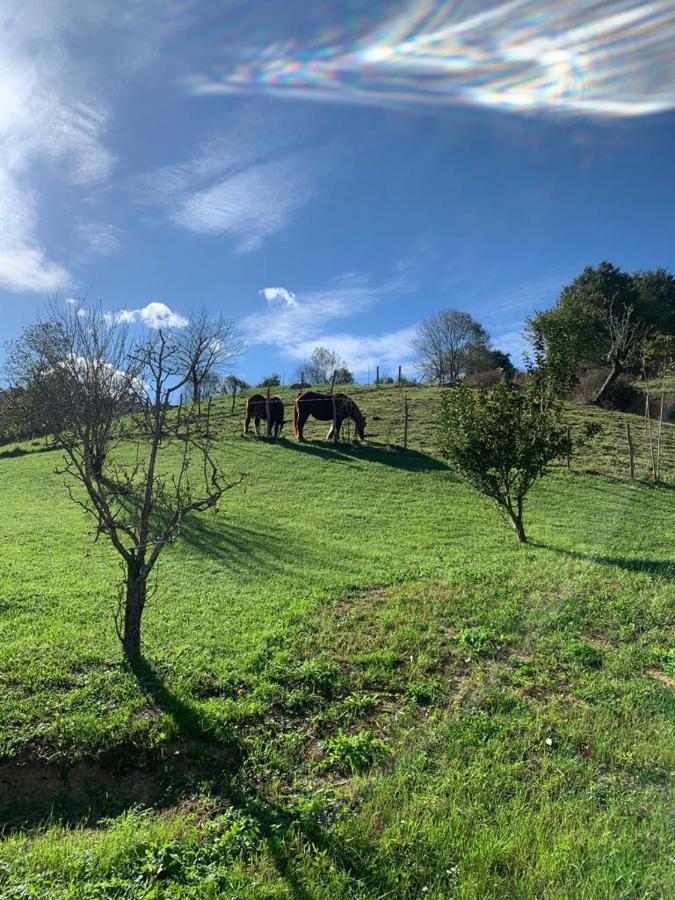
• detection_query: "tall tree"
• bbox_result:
[413,309,489,385]
[528,262,674,401]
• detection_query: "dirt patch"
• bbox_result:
[647,669,675,689]
[0,742,241,831]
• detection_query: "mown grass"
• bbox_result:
[0,386,673,897]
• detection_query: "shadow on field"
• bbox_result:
[279,438,448,472]
[179,517,297,572]
[540,545,675,580]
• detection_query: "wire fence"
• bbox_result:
[203,381,675,484]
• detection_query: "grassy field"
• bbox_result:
[0,386,673,897]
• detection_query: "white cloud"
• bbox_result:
[261,287,297,307]
[112,302,188,329]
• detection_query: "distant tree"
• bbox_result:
[257,374,281,388]
[300,347,346,385]
[7,301,240,659]
[413,309,489,385]
[528,262,674,402]
[184,371,227,401]
[6,309,137,476]
[223,375,250,394]
[439,378,571,543]
[333,366,355,385]
[178,308,243,405]
[464,346,515,376]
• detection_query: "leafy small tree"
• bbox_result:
[439,379,571,543]
[257,374,281,388]
[333,366,355,384]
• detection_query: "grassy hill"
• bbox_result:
[0,386,673,897]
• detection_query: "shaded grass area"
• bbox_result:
[0,388,673,896]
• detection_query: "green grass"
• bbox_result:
[0,386,673,897]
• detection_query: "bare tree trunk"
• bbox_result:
[593,361,621,405]
[191,372,201,406]
[123,562,147,659]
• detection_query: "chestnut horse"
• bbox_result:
[293,391,366,442]
[245,394,285,437]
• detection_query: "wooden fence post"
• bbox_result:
[398,365,402,386]
[625,421,635,481]
[376,366,380,388]
[566,425,572,470]
[403,395,409,450]
[231,383,237,416]
[266,385,271,438]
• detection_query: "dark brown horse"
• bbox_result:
[245,394,285,437]
[293,391,366,442]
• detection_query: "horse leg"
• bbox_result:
[244,414,251,435]
[297,409,309,441]
[254,416,261,437]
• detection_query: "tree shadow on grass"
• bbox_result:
[178,515,301,574]
[278,437,448,473]
[2,661,395,896]
[537,543,675,581]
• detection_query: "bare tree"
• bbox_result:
[413,310,489,385]
[7,302,241,658]
[594,303,652,404]
[178,308,244,405]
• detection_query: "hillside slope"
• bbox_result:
[0,389,673,898]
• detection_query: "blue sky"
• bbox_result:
[1,0,674,383]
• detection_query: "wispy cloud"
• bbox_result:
[183,0,675,118]
[0,1,119,292]
[76,222,124,258]
[137,122,330,252]
[0,0,179,295]
[110,302,188,329]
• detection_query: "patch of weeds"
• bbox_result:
[649,646,675,674]
[567,639,604,670]
[340,692,382,717]
[295,656,343,697]
[356,649,401,685]
[404,677,444,706]
[477,686,528,715]
[322,729,392,774]
[456,626,507,658]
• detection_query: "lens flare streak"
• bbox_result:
[182,1,675,117]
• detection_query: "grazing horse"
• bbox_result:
[293,391,366,442]
[245,394,285,437]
